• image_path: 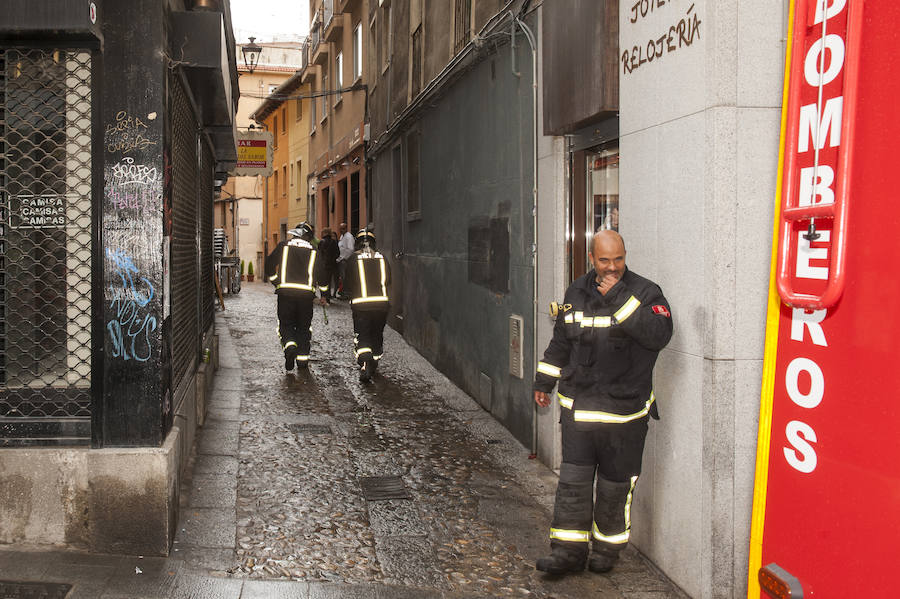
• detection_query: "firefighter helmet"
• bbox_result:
[288,222,313,240]
[355,228,376,251]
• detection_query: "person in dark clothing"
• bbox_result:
[317,227,340,303]
[264,222,329,371]
[533,230,673,575]
[344,229,391,382]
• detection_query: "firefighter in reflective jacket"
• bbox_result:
[534,230,672,575]
[264,222,329,371]
[344,229,391,382]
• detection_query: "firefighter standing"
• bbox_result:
[344,229,391,382]
[534,230,672,575]
[264,222,329,371]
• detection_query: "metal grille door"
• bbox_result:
[199,140,214,334]
[171,77,199,392]
[0,49,93,445]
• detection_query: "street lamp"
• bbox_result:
[241,37,262,74]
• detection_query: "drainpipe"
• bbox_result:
[512,13,539,456]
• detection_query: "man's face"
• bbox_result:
[339,224,347,234]
[589,235,626,281]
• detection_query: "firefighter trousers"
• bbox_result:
[550,409,649,558]
[277,293,314,361]
[352,308,388,368]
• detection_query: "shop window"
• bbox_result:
[570,142,619,280]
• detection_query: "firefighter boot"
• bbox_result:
[589,476,637,574]
[536,463,594,575]
[284,345,298,371]
[359,361,371,383]
[536,546,587,575]
[588,546,620,574]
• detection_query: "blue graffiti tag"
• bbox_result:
[106,247,157,361]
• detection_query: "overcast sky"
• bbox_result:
[232,0,310,43]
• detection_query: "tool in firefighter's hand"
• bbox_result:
[549,302,572,317]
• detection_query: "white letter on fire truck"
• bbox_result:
[796,229,830,280]
[784,420,818,473]
[786,357,824,408]
[791,308,828,346]
[804,34,845,87]
[814,0,846,24]
[798,165,835,206]
[798,97,843,153]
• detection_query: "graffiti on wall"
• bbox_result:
[106,247,157,362]
[103,108,163,363]
[105,110,158,154]
[622,2,702,74]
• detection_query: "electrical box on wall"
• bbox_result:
[509,315,524,378]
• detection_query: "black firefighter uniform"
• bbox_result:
[534,267,672,560]
[264,237,329,366]
[345,250,391,373]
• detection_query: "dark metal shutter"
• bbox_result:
[170,77,199,392]
[0,49,93,445]
[199,139,214,334]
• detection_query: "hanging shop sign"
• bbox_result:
[234,130,273,176]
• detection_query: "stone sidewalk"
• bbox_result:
[0,282,689,598]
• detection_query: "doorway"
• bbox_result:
[350,171,360,233]
[391,144,404,331]
[569,141,619,282]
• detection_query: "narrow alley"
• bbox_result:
[0,281,687,598]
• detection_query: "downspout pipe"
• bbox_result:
[512,13,539,456]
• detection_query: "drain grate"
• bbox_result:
[359,475,411,501]
[288,424,332,435]
[0,581,72,599]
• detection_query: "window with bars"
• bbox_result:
[335,51,343,104]
[454,0,472,54]
[406,129,420,216]
[411,25,422,98]
[322,74,328,121]
[382,5,392,71]
[0,49,94,443]
[353,24,362,80]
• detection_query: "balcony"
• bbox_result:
[300,37,310,71]
[322,0,334,30]
[312,38,330,66]
[324,11,349,43]
[300,63,320,85]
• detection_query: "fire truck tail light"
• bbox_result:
[759,563,804,599]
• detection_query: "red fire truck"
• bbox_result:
[749,0,900,596]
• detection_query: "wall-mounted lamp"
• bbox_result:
[242,37,262,74]
[352,156,360,165]
[341,160,350,168]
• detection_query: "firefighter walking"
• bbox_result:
[264,222,329,371]
[533,230,672,575]
[344,229,391,382]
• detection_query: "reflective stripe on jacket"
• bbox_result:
[347,252,391,310]
[264,238,327,296]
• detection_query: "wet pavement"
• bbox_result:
[0,281,689,598]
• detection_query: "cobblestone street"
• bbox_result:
[0,281,688,598]
[175,281,688,598]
